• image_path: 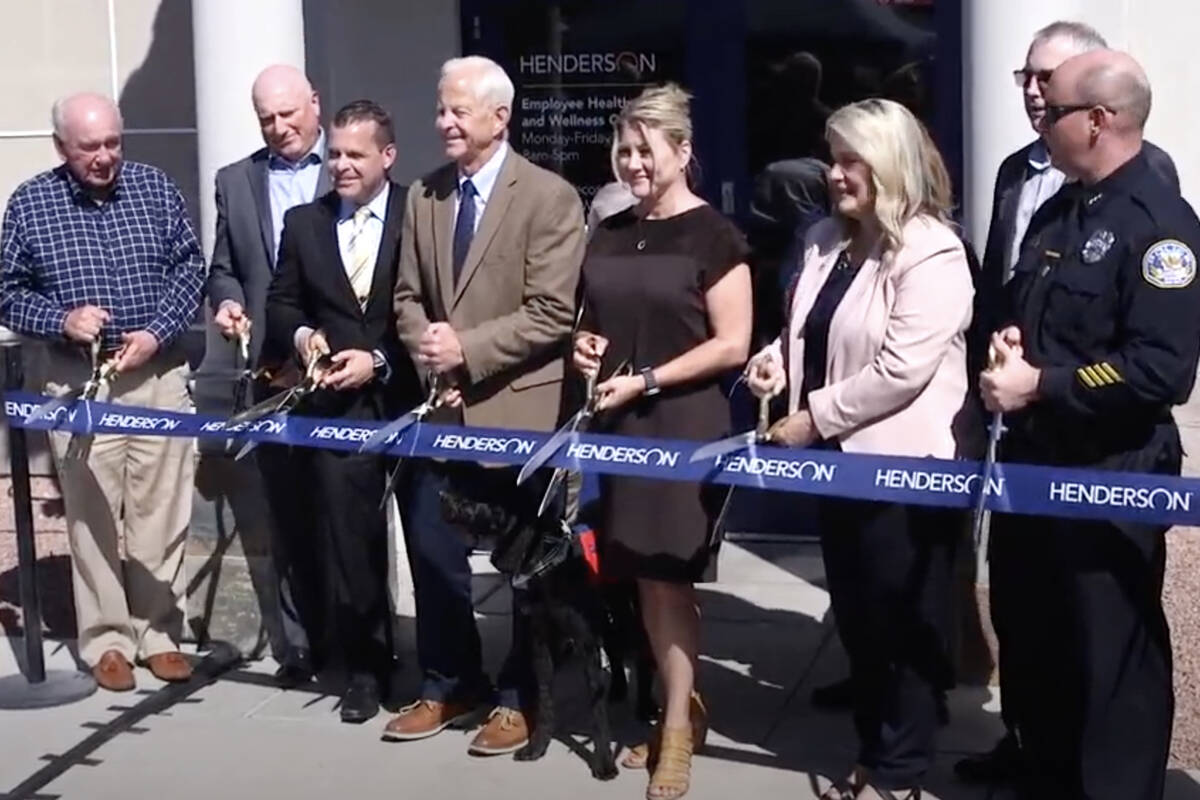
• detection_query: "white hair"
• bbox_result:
[440,56,515,111]
[51,93,122,139]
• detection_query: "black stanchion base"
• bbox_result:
[0,669,97,709]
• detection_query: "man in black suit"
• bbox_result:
[960,21,1178,786]
[207,65,329,686]
[266,100,418,723]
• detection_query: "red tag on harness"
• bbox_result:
[577,528,601,578]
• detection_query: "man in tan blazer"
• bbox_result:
[384,56,585,755]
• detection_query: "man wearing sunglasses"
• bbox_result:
[960,20,1177,788]
[980,49,1200,800]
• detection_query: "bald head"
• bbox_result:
[1051,49,1152,130]
[52,93,122,141]
[51,93,123,192]
[251,65,321,161]
[1041,49,1150,182]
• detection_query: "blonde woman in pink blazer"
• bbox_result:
[748,99,976,800]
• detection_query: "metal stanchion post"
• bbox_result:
[0,333,96,707]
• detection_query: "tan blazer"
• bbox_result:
[393,148,585,432]
[759,215,977,458]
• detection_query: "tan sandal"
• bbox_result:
[623,691,708,770]
[646,726,693,800]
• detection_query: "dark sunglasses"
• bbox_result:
[1043,103,1114,126]
[1013,68,1053,87]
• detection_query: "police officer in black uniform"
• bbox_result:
[980,49,1200,800]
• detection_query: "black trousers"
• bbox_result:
[311,448,395,682]
[988,508,1021,738]
[252,376,323,668]
[819,498,957,789]
[990,513,1173,800]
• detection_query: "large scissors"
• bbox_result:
[515,359,630,518]
[226,327,254,453]
[225,350,334,461]
[25,338,119,461]
[373,374,447,510]
[972,343,1009,576]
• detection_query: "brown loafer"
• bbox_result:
[468,707,531,755]
[92,650,135,692]
[382,698,479,742]
[144,652,193,682]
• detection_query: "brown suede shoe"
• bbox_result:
[468,707,531,755]
[92,650,135,692]
[144,652,193,682]
[382,698,479,742]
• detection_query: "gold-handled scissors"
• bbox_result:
[515,359,631,517]
[374,373,447,510]
[226,350,334,460]
[25,338,119,461]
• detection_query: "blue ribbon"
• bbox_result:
[5,390,1198,528]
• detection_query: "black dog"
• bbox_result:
[440,467,619,780]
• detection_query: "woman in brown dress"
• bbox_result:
[572,84,752,800]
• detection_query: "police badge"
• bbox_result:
[1081,229,1115,263]
[1142,239,1197,289]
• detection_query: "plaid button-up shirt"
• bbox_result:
[0,161,205,352]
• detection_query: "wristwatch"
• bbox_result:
[371,349,388,378]
[639,367,660,397]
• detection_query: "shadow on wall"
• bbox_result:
[116,0,205,373]
[117,0,199,221]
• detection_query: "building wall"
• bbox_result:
[0,0,198,220]
[964,0,1200,247]
[0,0,459,231]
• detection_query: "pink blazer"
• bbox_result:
[759,215,977,459]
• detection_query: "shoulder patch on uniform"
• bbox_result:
[1142,239,1196,289]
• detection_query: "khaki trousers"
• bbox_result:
[44,345,195,667]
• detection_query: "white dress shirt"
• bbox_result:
[1008,140,1066,281]
[455,141,509,233]
[294,183,392,377]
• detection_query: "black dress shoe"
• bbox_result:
[274,662,316,689]
[954,733,1022,784]
[341,676,380,724]
[810,676,854,710]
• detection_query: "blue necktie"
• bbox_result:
[453,179,477,285]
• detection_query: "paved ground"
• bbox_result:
[1,541,1198,800]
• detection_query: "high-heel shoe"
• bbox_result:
[646,726,693,800]
[623,690,708,770]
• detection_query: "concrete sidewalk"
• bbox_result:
[1,541,1197,800]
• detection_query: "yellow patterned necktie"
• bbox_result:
[346,205,374,309]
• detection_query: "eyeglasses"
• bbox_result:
[1013,68,1053,88]
[1043,103,1114,126]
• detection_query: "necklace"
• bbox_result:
[635,217,647,251]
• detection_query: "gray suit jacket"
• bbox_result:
[206,146,330,366]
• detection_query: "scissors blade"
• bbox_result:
[516,414,581,486]
[689,430,761,463]
[359,407,422,454]
[233,438,259,462]
[227,388,294,426]
[536,467,568,518]
[23,389,84,425]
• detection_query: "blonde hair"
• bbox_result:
[825,98,953,253]
[609,83,698,184]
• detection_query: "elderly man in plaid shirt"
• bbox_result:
[0,93,204,692]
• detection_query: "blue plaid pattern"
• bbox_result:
[0,161,205,352]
